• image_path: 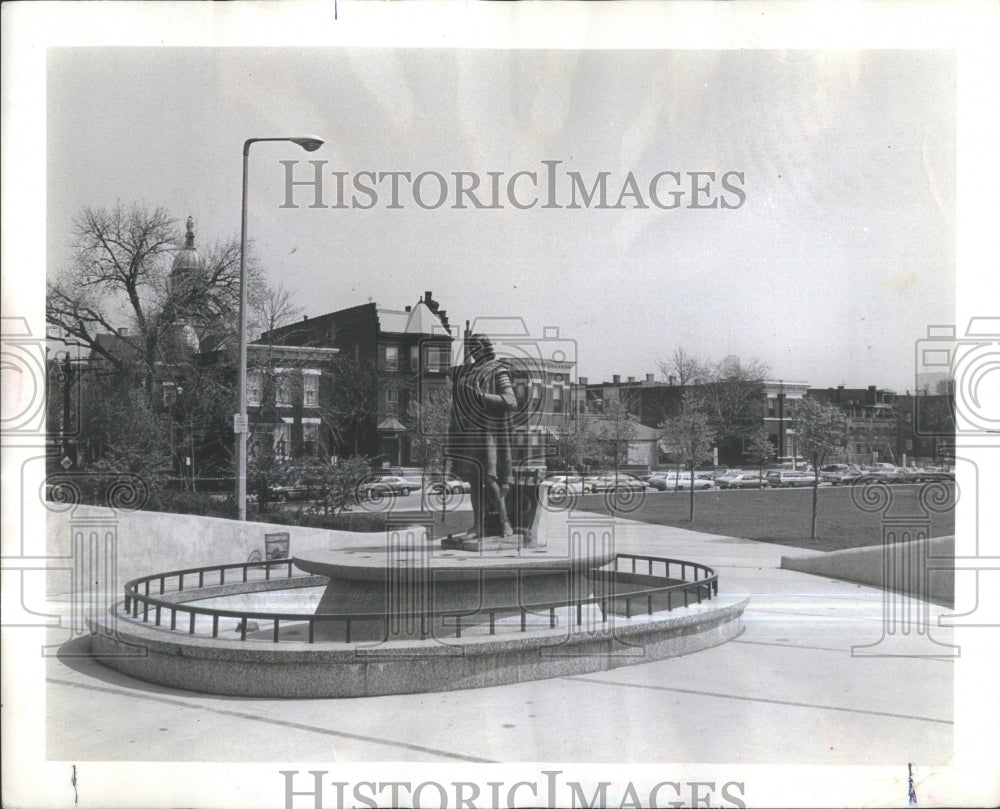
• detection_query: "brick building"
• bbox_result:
[260,291,454,467]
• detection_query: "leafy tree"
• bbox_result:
[405,387,452,508]
[321,456,372,514]
[793,397,848,540]
[550,414,602,473]
[744,426,776,486]
[657,349,769,464]
[660,391,715,522]
[694,356,769,460]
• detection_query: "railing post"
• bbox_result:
[212,615,219,638]
[189,612,196,634]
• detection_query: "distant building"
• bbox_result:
[763,380,811,463]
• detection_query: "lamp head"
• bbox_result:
[291,137,324,152]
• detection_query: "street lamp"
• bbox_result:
[236,136,323,520]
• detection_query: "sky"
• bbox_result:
[45,47,956,392]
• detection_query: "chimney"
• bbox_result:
[118,327,128,337]
[646,373,654,383]
[579,376,588,386]
[613,374,621,385]
[302,314,308,321]
[424,290,433,301]
[627,376,635,384]
[405,305,411,312]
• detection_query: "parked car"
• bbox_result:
[718,472,768,489]
[649,473,712,491]
[863,466,908,484]
[764,470,818,488]
[543,475,588,495]
[821,464,862,484]
[826,466,865,485]
[358,475,421,498]
[270,479,318,502]
[423,473,471,495]
[905,466,955,482]
[584,474,617,492]
[587,473,649,493]
[713,470,744,488]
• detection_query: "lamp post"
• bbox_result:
[237,136,323,520]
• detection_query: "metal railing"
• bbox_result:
[120,553,719,644]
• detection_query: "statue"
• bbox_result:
[446,333,517,539]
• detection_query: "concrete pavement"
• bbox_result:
[43,518,956,769]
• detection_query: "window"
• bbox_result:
[303,421,320,452]
[383,345,399,371]
[250,425,271,457]
[274,423,291,458]
[247,372,262,406]
[426,345,449,373]
[553,383,564,413]
[303,372,319,407]
[410,345,419,371]
[162,381,177,407]
[384,388,398,416]
[275,374,292,407]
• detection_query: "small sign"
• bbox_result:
[61,456,73,470]
[233,414,248,433]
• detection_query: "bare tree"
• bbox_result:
[328,356,388,456]
[250,283,302,342]
[793,397,848,540]
[659,391,715,522]
[593,390,638,473]
[46,202,255,373]
[658,346,708,387]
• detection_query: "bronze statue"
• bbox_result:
[446,333,517,538]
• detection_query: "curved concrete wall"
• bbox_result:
[780,535,954,605]
[45,505,418,597]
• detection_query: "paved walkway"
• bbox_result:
[34,517,970,806]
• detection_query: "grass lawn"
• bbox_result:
[398,483,956,554]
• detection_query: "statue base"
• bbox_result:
[442,475,545,552]
[441,531,530,552]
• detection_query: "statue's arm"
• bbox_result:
[482,368,517,416]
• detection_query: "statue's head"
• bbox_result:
[466,333,495,363]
